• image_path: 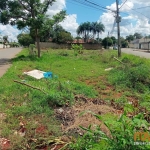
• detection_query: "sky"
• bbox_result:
[0,0,150,41]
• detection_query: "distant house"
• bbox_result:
[129,38,150,50]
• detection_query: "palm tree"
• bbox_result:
[90,22,105,40]
[96,22,105,40]
[77,21,105,43]
[77,22,91,42]
[90,22,97,39]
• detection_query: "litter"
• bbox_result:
[43,72,53,79]
[23,69,46,79]
[105,68,113,71]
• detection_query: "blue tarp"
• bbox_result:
[43,72,53,79]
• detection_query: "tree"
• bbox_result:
[90,22,104,40]
[77,21,104,43]
[0,0,57,57]
[102,37,113,48]
[120,37,128,48]
[50,25,73,43]
[3,35,9,48]
[110,36,117,45]
[17,33,34,47]
[53,31,73,44]
[134,33,143,39]
[77,22,91,42]
[126,35,134,42]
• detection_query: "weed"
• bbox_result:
[69,112,150,150]
[71,44,84,55]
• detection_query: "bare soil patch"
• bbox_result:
[55,95,117,138]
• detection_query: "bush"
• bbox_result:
[29,44,36,57]
[109,64,150,92]
[71,44,84,55]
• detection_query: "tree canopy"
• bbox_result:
[0,0,66,57]
[102,37,113,48]
[50,25,73,44]
[77,21,105,43]
[17,33,34,47]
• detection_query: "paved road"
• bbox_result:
[121,48,150,59]
[0,48,22,77]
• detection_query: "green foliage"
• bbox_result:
[0,0,65,57]
[109,64,150,92]
[110,36,117,45]
[77,21,105,42]
[9,42,20,47]
[102,37,113,48]
[17,34,34,47]
[120,37,128,48]
[69,112,149,150]
[71,44,84,55]
[126,35,135,42]
[52,26,73,44]
[29,44,36,57]
[134,33,143,39]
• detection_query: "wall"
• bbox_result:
[0,44,10,48]
[140,43,150,50]
[0,44,3,48]
[36,42,102,50]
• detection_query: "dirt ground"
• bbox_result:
[55,95,119,138]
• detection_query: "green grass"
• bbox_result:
[0,48,150,149]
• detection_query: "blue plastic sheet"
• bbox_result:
[43,72,53,79]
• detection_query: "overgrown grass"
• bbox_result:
[0,48,150,149]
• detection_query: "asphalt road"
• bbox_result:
[0,47,22,77]
[121,48,150,59]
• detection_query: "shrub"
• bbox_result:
[71,44,84,55]
[109,64,150,92]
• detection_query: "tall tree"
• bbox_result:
[110,36,117,45]
[96,22,105,40]
[77,21,104,43]
[3,35,9,48]
[134,33,143,39]
[126,35,135,42]
[102,37,113,48]
[17,33,34,47]
[0,0,57,57]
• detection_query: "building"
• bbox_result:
[129,38,150,50]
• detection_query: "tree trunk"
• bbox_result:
[35,29,40,58]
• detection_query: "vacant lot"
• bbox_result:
[0,49,149,149]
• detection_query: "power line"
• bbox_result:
[119,0,127,10]
[69,0,111,13]
[67,0,104,12]
[85,0,116,12]
[132,5,150,10]
[125,3,150,20]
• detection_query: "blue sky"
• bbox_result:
[65,0,116,24]
[0,0,150,41]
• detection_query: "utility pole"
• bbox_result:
[116,0,121,57]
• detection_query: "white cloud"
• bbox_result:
[0,24,20,42]
[98,0,150,38]
[46,0,66,17]
[59,14,79,37]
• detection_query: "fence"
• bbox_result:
[36,42,102,50]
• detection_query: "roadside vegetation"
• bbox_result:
[0,48,149,149]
